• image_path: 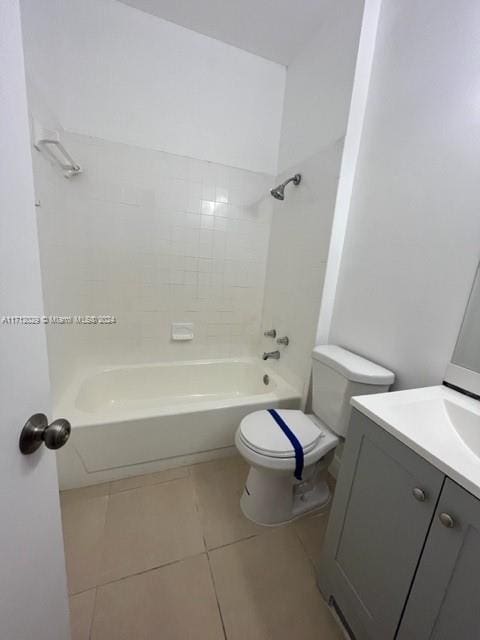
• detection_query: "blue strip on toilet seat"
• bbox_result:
[267,409,304,481]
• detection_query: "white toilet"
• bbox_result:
[235,345,394,525]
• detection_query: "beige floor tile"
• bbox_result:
[69,589,96,640]
[60,482,110,504]
[294,511,330,572]
[91,554,224,640]
[109,465,189,494]
[209,528,343,640]
[100,478,204,583]
[192,456,265,549]
[62,495,108,594]
[189,453,246,476]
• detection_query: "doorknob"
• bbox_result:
[19,413,71,454]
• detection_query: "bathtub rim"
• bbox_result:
[54,356,301,428]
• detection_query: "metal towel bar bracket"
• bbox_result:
[33,120,82,179]
[38,139,82,178]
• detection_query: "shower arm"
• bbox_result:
[270,173,301,200]
[281,174,301,189]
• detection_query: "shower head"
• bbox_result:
[270,173,301,200]
[270,184,285,200]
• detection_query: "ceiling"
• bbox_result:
[117,0,330,65]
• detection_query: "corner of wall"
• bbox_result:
[315,0,383,346]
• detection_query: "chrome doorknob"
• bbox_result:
[439,512,455,528]
[412,487,426,502]
[19,413,71,455]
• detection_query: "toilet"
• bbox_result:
[235,345,395,525]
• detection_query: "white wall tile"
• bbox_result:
[34,132,273,397]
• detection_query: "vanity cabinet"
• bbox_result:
[319,409,480,640]
[397,477,480,639]
[318,409,444,639]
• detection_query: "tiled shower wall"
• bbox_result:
[260,140,344,392]
[33,132,273,399]
[259,0,364,394]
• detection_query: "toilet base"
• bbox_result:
[240,455,333,526]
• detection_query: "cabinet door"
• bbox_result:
[397,478,480,639]
[318,410,444,640]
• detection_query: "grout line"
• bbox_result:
[292,526,318,575]
[96,491,110,588]
[108,472,190,496]
[67,509,263,596]
[69,551,208,595]
[88,587,98,640]
[189,466,208,552]
[61,466,194,500]
[206,550,228,640]
[68,585,96,598]
[206,532,260,553]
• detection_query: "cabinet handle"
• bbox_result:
[412,487,426,502]
[439,512,455,528]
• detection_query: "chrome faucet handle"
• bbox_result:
[276,336,289,346]
[264,329,277,338]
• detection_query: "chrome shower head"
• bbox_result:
[270,184,285,200]
[270,173,301,201]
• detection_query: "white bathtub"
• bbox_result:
[56,358,301,489]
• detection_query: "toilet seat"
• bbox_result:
[239,409,325,459]
[235,410,339,482]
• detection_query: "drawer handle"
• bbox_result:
[412,487,426,502]
[439,512,455,528]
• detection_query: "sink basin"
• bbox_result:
[444,399,480,458]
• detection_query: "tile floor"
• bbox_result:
[61,454,343,640]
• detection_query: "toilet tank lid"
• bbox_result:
[312,345,395,385]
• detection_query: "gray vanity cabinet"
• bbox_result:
[397,478,480,639]
[318,409,444,640]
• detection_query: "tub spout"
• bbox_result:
[262,350,280,361]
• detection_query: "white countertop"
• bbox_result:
[351,385,480,500]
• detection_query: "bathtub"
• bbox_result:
[55,358,301,489]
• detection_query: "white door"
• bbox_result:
[0,2,70,639]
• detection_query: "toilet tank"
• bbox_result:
[311,345,395,438]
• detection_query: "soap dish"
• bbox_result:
[171,322,194,341]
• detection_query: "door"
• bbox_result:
[397,478,480,639]
[318,410,444,640]
[0,2,70,639]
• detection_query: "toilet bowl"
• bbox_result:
[235,345,395,525]
[236,409,338,525]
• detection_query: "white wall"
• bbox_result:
[277,0,365,174]
[329,0,480,390]
[261,0,364,393]
[20,0,285,174]
[316,0,383,344]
